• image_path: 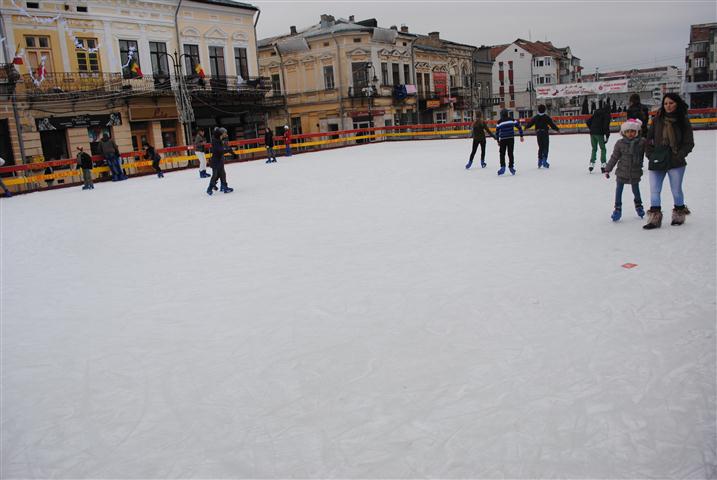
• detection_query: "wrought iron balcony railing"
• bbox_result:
[19,72,270,98]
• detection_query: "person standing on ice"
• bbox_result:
[99,133,127,181]
[643,93,694,229]
[194,128,210,178]
[207,127,233,195]
[495,109,524,175]
[524,104,560,168]
[465,111,496,169]
[264,128,277,163]
[603,119,645,221]
[76,146,94,190]
[142,143,164,178]
[283,125,293,157]
[586,104,611,173]
[0,157,12,197]
[626,93,650,138]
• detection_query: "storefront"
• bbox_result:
[35,112,123,160]
[685,81,717,109]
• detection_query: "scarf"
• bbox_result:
[662,115,679,154]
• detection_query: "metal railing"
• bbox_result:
[19,72,270,98]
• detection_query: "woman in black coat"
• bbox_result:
[207,127,233,195]
[643,93,694,229]
[143,143,164,178]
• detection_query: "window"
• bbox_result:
[24,35,53,73]
[403,64,410,84]
[234,47,249,79]
[323,42,329,47]
[271,73,281,94]
[149,41,169,75]
[392,63,400,85]
[381,62,388,85]
[546,57,551,66]
[119,39,140,78]
[77,5,88,12]
[416,72,423,93]
[26,2,39,8]
[323,65,334,89]
[435,112,447,123]
[353,37,361,43]
[183,44,200,75]
[422,72,430,93]
[208,46,225,76]
[290,116,302,135]
[536,59,544,67]
[695,57,706,68]
[352,62,368,87]
[75,38,100,72]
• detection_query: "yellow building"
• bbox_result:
[258,15,493,137]
[0,0,264,178]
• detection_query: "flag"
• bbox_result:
[36,63,45,80]
[12,45,23,65]
[129,58,143,78]
[194,63,205,79]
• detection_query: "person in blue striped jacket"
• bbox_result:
[495,109,524,175]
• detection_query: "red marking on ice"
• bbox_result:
[622,263,638,269]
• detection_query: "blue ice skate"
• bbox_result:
[509,167,516,175]
[611,208,622,222]
[497,166,505,175]
[636,205,645,218]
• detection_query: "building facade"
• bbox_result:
[581,66,683,110]
[0,0,265,170]
[684,22,717,109]
[257,15,494,136]
[491,39,581,118]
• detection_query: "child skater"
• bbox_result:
[143,143,164,178]
[604,119,645,221]
[495,109,524,175]
[265,128,278,163]
[465,111,496,169]
[524,104,560,168]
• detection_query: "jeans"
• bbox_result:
[499,138,515,168]
[590,134,607,164]
[82,168,93,188]
[469,139,486,163]
[649,166,686,208]
[615,182,642,208]
[537,131,550,160]
[104,155,122,180]
[266,147,277,161]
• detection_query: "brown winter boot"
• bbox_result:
[643,207,663,230]
[671,206,687,226]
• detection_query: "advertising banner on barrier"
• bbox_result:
[536,80,629,99]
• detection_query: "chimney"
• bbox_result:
[319,14,335,27]
[290,25,297,35]
[349,15,355,22]
[400,24,408,33]
[390,25,397,31]
[428,31,440,39]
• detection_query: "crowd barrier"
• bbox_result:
[1,108,715,193]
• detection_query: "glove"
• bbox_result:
[604,172,610,179]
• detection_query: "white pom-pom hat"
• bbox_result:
[620,118,642,134]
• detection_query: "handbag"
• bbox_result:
[649,145,672,171]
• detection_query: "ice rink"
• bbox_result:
[2,132,716,478]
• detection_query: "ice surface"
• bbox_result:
[2,132,716,478]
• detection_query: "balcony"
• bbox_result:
[0,64,21,95]
[19,72,270,101]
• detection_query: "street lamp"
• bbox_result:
[362,62,379,127]
[156,51,195,150]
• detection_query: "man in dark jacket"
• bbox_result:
[626,93,650,138]
[264,129,277,163]
[524,104,560,168]
[586,104,611,172]
[99,134,126,181]
[207,127,233,195]
[76,146,94,190]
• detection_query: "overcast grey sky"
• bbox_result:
[253,0,716,74]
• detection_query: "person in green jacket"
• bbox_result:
[586,104,612,173]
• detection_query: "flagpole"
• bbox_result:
[0,9,27,167]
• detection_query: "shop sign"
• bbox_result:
[433,72,448,96]
[36,112,122,131]
[349,110,385,117]
[426,100,441,108]
[129,105,178,121]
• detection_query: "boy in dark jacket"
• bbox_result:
[76,146,94,190]
[207,127,233,195]
[586,105,612,173]
[143,143,164,178]
[495,109,524,175]
[626,93,649,138]
[604,119,645,221]
[265,129,277,163]
[524,104,560,168]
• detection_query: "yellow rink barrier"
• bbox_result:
[6,118,715,187]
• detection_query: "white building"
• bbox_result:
[490,39,581,118]
[582,66,683,110]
